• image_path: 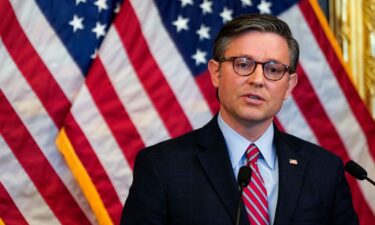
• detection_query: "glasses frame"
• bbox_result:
[217,56,292,81]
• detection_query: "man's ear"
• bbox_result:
[284,73,298,100]
[208,59,220,88]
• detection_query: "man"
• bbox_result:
[120,14,359,225]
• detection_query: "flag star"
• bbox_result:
[241,0,253,7]
[179,0,193,7]
[196,24,211,40]
[114,2,121,13]
[172,15,189,32]
[76,0,86,5]
[200,0,213,15]
[92,22,106,39]
[90,48,99,59]
[257,0,272,14]
[220,7,233,23]
[192,49,207,66]
[94,0,108,12]
[69,15,84,32]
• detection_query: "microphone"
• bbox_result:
[345,160,375,186]
[235,166,252,225]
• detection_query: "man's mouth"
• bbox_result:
[249,95,261,100]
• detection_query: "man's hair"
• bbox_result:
[213,14,299,73]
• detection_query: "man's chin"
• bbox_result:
[239,114,274,126]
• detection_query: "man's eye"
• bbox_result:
[268,67,280,73]
[237,63,250,68]
[265,64,284,74]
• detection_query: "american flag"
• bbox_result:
[0,0,374,224]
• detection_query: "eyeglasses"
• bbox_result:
[217,56,292,81]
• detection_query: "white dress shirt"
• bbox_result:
[217,114,279,224]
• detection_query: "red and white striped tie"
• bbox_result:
[242,144,270,225]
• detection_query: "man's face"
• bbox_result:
[208,31,298,131]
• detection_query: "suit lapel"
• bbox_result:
[196,117,242,224]
[273,128,307,225]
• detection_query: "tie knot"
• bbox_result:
[246,144,260,164]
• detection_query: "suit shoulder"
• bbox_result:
[138,127,203,156]
[278,131,342,163]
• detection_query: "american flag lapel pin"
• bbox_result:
[289,159,298,165]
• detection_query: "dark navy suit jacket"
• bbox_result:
[120,117,359,225]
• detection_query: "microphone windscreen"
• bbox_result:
[345,160,367,180]
[238,166,252,187]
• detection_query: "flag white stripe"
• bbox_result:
[280,6,375,213]
[130,0,213,129]
[0,39,96,224]
[10,0,84,102]
[278,96,319,145]
[0,136,61,225]
[99,27,171,146]
[71,85,133,203]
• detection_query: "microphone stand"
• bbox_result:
[235,166,252,225]
[235,187,245,225]
[365,177,375,186]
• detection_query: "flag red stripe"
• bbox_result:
[299,0,375,159]
[0,92,91,225]
[64,113,123,224]
[86,58,145,168]
[1,0,70,128]
[293,65,347,158]
[0,183,28,225]
[293,66,375,224]
[273,118,285,132]
[195,71,220,114]
[114,0,193,137]
[345,175,375,225]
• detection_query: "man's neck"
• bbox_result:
[219,112,273,142]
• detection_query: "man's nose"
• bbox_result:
[247,64,265,86]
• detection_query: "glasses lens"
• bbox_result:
[264,62,286,80]
[233,57,255,76]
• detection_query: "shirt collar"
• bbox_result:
[217,113,276,170]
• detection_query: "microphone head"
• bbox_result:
[345,160,367,180]
[238,166,252,187]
